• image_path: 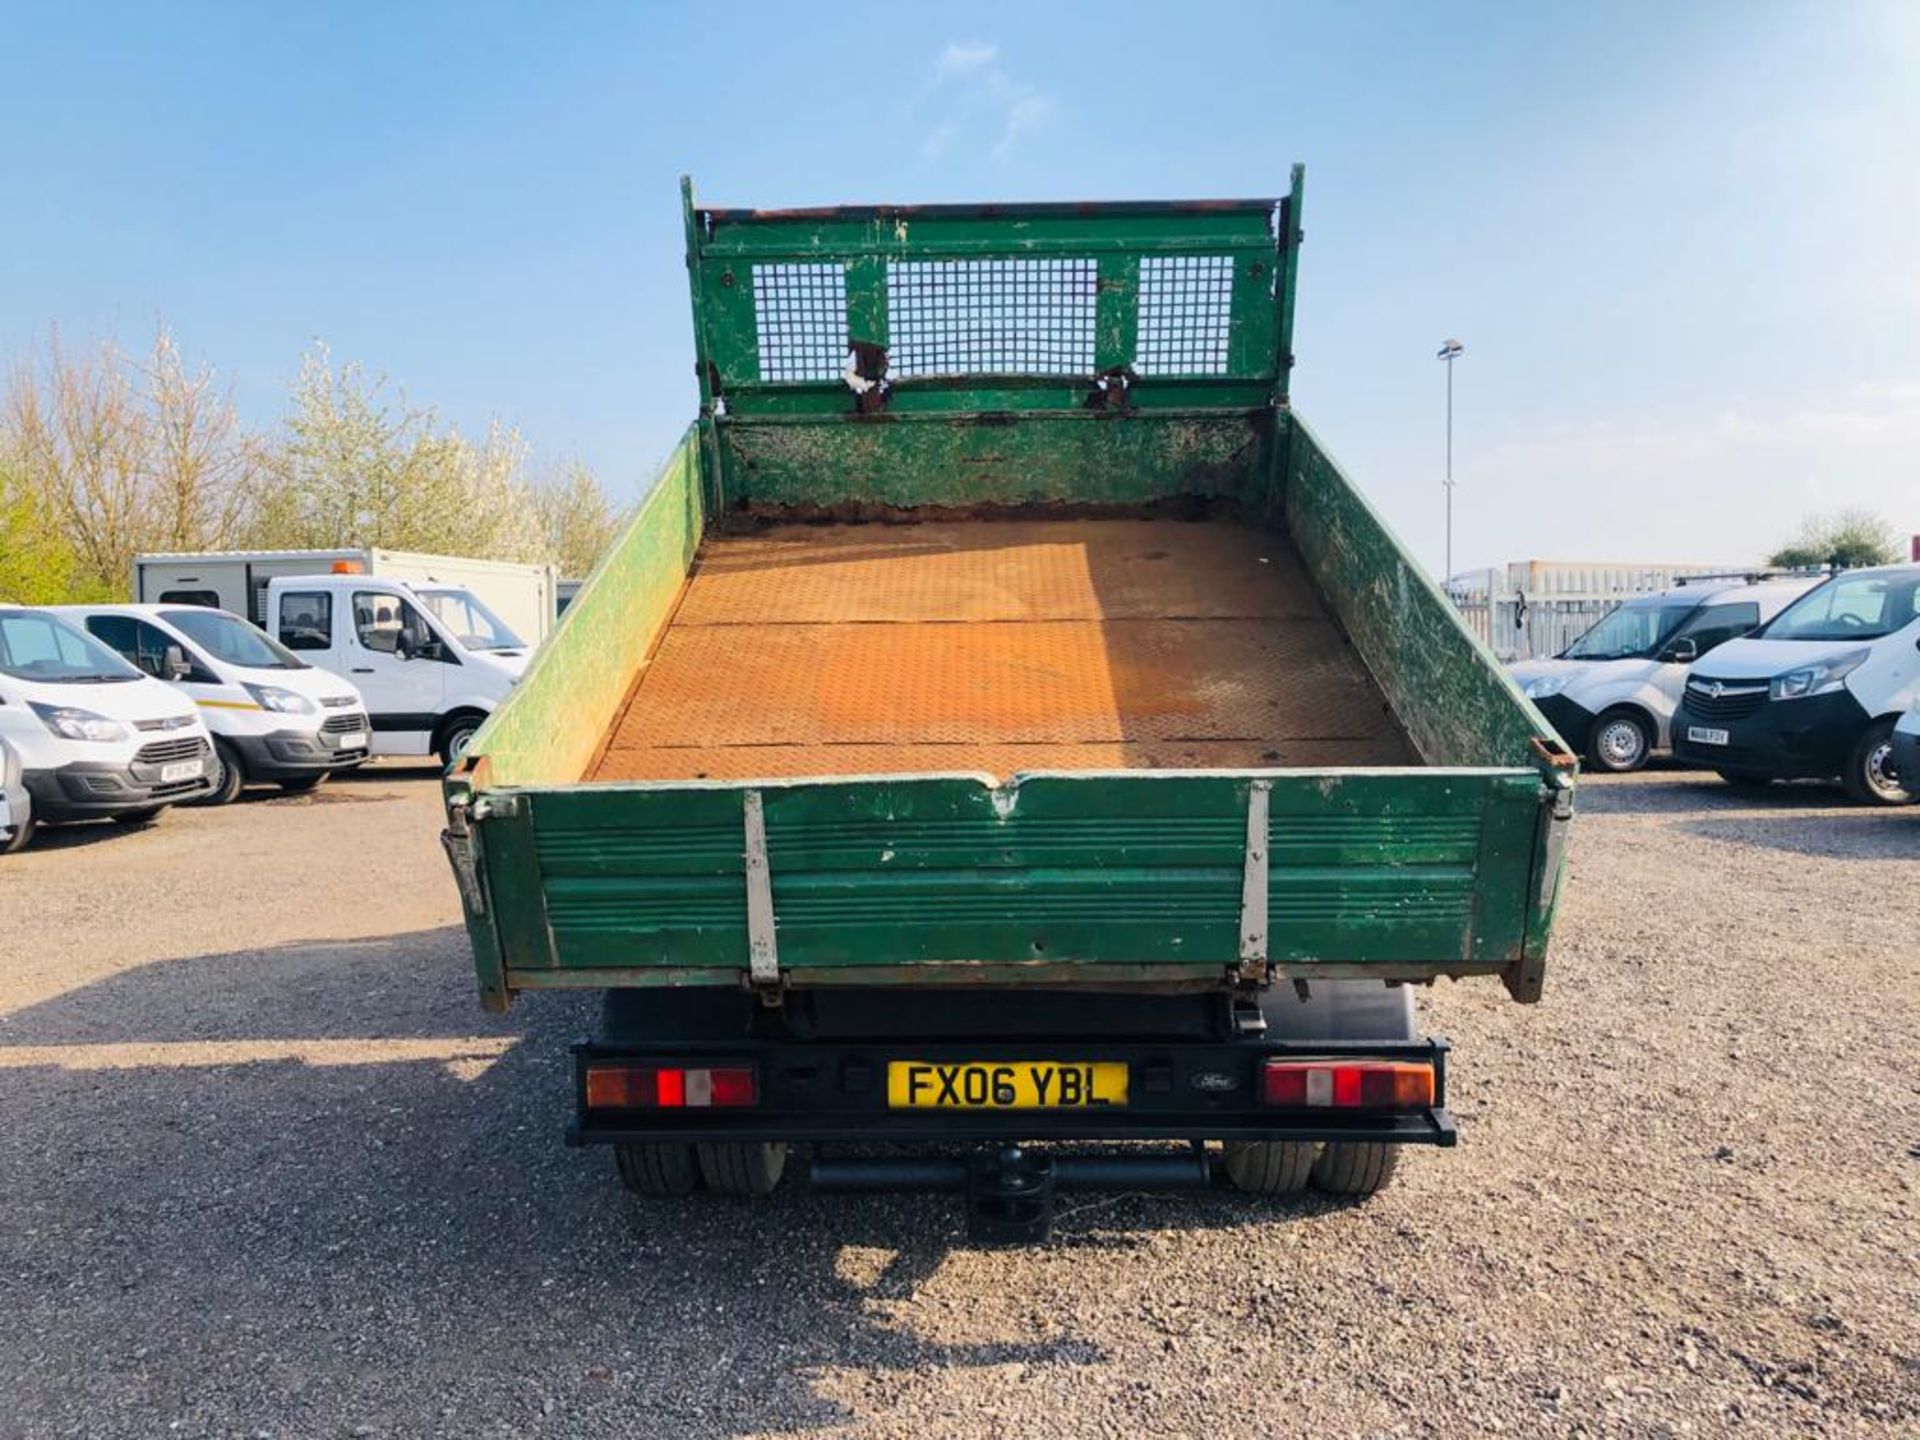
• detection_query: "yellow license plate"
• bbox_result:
[887,1061,1129,1110]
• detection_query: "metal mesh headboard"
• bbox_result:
[682,170,1305,421]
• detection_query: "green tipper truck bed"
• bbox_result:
[440,172,1574,1233]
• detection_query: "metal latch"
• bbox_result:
[441,797,487,917]
[1535,780,1574,908]
[1237,780,1271,983]
[742,789,782,1002]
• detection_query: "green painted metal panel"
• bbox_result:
[1281,414,1562,773]
[458,428,704,790]
[723,411,1271,510]
[508,770,1539,978]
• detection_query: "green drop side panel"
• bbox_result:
[465,429,706,789]
[487,770,1543,981]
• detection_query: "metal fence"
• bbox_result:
[1448,561,1748,662]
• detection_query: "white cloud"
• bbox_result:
[916,40,1055,161]
[936,41,998,80]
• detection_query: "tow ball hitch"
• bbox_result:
[968,1146,1055,1244]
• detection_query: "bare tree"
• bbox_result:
[5,332,147,595]
[139,329,259,552]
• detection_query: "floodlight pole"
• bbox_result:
[1437,339,1464,582]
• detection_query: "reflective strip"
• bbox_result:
[196,699,263,711]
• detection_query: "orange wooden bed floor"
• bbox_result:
[587,518,1415,783]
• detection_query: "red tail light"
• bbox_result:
[585,1064,759,1110]
[1260,1060,1434,1110]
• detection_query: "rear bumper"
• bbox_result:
[23,753,213,820]
[569,1035,1456,1148]
[1672,690,1866,779]
[228,726,370,780]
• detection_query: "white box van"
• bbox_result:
[1673,563,1920,804]
[132,549,557,648]
[0,605,215,833]
[1508,575,1821,772]
[55,604,372,805]
[262,574,525,764]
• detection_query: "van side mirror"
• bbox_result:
[1660,637,1698,664]
[163,645,192,682]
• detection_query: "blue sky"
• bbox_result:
[3,1,1915,574]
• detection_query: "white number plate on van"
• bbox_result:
[1687,726,1730,747]
[160,760,205,782]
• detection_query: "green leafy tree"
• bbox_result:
[0,436,81,602]
[1768,510,1901,570]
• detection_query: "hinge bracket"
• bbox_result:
[1237,780,1271,983]
[440,797,487,917]
[742,789,782,1002]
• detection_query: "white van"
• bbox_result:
[1509,575,1821,772]
[56,604,372,805]
[1673,563,1920,804]
[263,574,525,764]
[0,605,215,832]
[133,548,558,647]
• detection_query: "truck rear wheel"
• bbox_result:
[614,1142,700,1197]
[1312,1142,1400,1196]
[1221,1141,1314,1196]
[695,1142,788,1197]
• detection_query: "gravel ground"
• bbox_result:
[0,763,1915,1439]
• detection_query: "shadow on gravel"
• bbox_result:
[1674,811,1920,860]
[1574,772,1856,816]
[0,926,1192,1436]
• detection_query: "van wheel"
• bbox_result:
[695,1142,788,1197]
[614,1143,701,1197]
[0,817,36,854]
[1843,720,1914,806]
[1588,709,1652,773]
[1221,1141,1315,1196]
[278,773,325,794]
[111,807,165,828]
[188,739,246,806]
[436,713,485,768]
[1311,1142,1400,1196]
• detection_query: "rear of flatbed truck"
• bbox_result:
[442,170,1577,1241]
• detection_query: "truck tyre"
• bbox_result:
[1588,708,1651,773]
[1221,1141,1314,1196]
[1311,1143,1400,1196]
[278,773,326,794]
[695,1142,788,1197]
[614,1142,701,1197]
[187,738,246,807]
[1842,719,1914,806]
